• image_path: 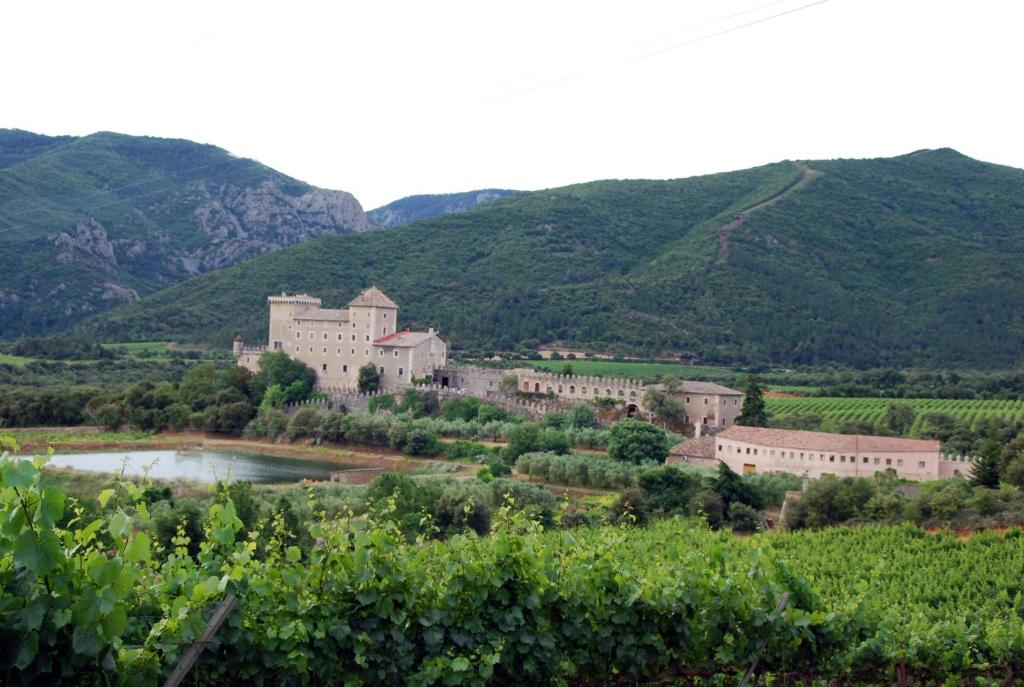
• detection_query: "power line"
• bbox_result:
[628,0,832,63]
[485,0,832,103]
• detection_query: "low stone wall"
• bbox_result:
[330,467,388,485]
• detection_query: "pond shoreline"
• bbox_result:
[6,429,472,476]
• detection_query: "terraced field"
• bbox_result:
[765,396,1024,433]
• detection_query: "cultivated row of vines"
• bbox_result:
[2,446,1023,685]
[766,396,1024,433]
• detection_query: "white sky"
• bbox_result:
[3,0,1023,209]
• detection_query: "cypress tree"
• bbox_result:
[736,375,768,427]
[970,439,1002,488]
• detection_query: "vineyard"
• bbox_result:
[4,447,1024,685]
[766,396,1024,433]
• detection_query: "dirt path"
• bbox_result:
[716,162,822,262]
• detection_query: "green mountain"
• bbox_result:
[0,130,371,336]
[367,188,519,227]
[74,149,1024,368]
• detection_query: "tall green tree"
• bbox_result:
[358,363,381,394]
[970,439,1003,488]
[736,376,768,427]
[885,403,916,435]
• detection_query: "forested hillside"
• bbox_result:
[0,130,371,336]
[367,188,518,227]
[74,149,1024,368]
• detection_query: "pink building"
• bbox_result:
[713,426,955,482]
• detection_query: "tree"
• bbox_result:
[643,387,685,428]
[561,363,573,376]
[970,439,1003,488]
[712,462,764,510]
[566,403,597,429]
[287,406,323,441]
[499,374,519,395]
[251,352,316,403]
[885,403,916,436]
[736,375,768,427]
[358,363,381,394]
[607,419,670,465]
[504,423,541,463]
[1003,455,1024,490]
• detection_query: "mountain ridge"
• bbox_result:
[0,130,372,336]
[367,188,519,227]
[70,147,1024,368]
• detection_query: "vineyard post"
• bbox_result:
[738,592,790,687]
[162,594,238,687]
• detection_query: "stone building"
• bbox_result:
[234,287,447,390]
[712,425,965,482]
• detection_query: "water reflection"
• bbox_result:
[36,449,354,483]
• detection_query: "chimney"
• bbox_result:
[428,327,435,334]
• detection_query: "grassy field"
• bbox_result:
[0,353,33,367]
[526,359,741,381]
[766,396,1024,433]
[101,341,170,353]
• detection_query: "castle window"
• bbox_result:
[351,348,355,355]
[394,350,399,357]
[296,332,301,339]
[352,335,356,341]
[886,458,892,466]
[338,334,342,341]
[918,461,925,468]
[309,346,314,353]
[384,313,388,319]
[569,385,575,393]
[383,327,387,335]
[398,368,403,376]
[323,333,328,340]
[343,365,348,372]
[295,346,300,353]
[617,389,624,397]
[364,349,369,356]
[704,398,708,405]
[309,332,314,339]
[352,323,356,329]
[323,347,327,354]
[379,366,384,375]
[321,364,327,371]
[863,456,869,463]
[365,335,370,342]
[378,350,383,356]
[337,348,341,355]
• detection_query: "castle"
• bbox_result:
[233,287,447,390]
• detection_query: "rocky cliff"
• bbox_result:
[0,130,371,336]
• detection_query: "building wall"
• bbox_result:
[240,293,446,391]
[514,370,646,406]
[681,394,742,431]
[714,436,943,481]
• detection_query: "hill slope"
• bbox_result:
[367,189,518,227]
[74,149,1024,368]
[0,130,371,336]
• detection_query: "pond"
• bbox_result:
[35,449,357,484]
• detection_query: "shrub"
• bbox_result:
[369,395,396,414]
[607,419,670,465]
[403,428,441,456]
[728,502,762,533]
[476,466,494,482]
[638,466,703,515]
[287,406,323,441]
[689,490,725,529]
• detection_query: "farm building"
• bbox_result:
[714,426,966,482]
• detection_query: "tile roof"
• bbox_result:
[294,307,349,322]
[348,286,399,309]
[669,436,715,459]
[650,381,742,395]
[717,425,940,453]
[374,331,435,347]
